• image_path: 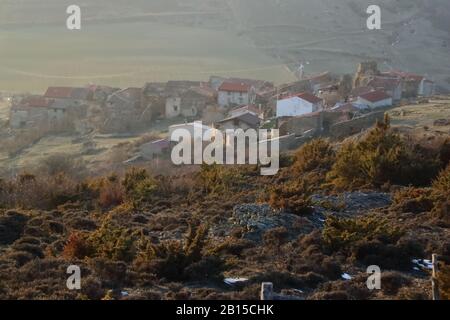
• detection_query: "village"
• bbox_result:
[0,61,441,176]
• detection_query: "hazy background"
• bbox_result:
[1,0,449,92]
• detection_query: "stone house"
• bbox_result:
[44,86,93,105]
[140,139,171,160]
[218,82,256,108]
[215,112,261,131]
[165,86,216,119]
[229,105,264,120]
[10,96,52,129]
[103,87,151,133]
[366,77,403,102]
[356,90,392,109]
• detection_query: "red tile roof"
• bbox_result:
[296,92,323,104]
[20,96,54,108]
[367,77,401,91]
[44,87,74,99]
[218,82,251,93]
[358,90,391,103]
[230,104,264,116]
[383,70,424,82]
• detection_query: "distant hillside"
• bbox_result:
[1,0,449,91]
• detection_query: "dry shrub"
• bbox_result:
[322,214,403,253]
[0,173,79,210]
[209,238,255,257]
[431,165,450,222]
[37,154,88,179]
[268,180,314,215]
[352,240,417,271]
[437,262,450,300]
[87,220,137,262]
[392,187,434,213]
[432,164,450,199]
[293,138,335,174]
[0,210,29,245]
[327,116,442,190]
[122,167,159,204]
[97,177,125,209]
[62,232,93,260]
[198,163,245,195]
[380,271,411,296]
[263,227,289,247]
[134,225,226,282]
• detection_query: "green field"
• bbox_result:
[0,21,295,93]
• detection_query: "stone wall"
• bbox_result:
[329,111,385,139]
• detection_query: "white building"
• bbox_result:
[419,78,434,97]
[356,90,393,109]
[276,92,323,118]
[217,82,255,108]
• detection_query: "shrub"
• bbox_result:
[209,238,255,257]
[322,214,403,253]
[392,187,434,213]
[293,139,335,174]
[62,232,93,260]
[88,221,137,262]
[0,211,29,245]
[98,179,125,209]
[38,154,88,179]
[135,224,226,282]
[122,168,158,204]
[437,262,450,300]
[431,165,450,222]
[268,180,314,215]
[381,271,411,295]
[263,227,289,247]
[432,164,450,200]
[352,240,415,270]
[327,116,441,189]
[198,163,245,195]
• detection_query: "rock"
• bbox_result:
[311,191,391,217]
[434,119,450,126]
[220,204,314,242]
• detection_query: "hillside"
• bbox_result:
[0,116,449,300]
[0,0,449,92]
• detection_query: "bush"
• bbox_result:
[97,177,125,209]
[122,168,158,204]
[327,116,442,189]
[432,164,450,200]
[0,211,29,245]
[198,164,245,195]
[293,139,335,174]
[38,154,87,179]
[322,214,403,253]
[268,180,314,215]
[352,240,415,270]
[437,262,450,300]
[88,221,137,262]
[134,224,226,282]
[392,187,434,213]
[62,232,93,260]
[381,271,411,295]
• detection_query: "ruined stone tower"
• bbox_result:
[353,61,380,88]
